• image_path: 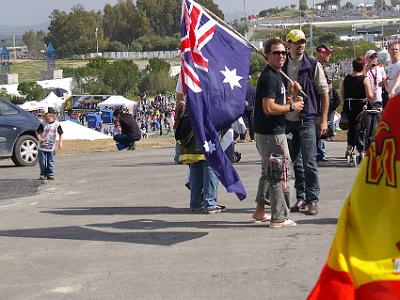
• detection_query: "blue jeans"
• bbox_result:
[113,134,140,147]
[316,136,326,160]
[39,150,55,177]
[286,119,320,203]
[189,161,218,210]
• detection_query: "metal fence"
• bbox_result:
[74,50,180,60]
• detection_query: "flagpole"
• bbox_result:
[201,5,308,99]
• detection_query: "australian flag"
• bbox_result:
[180,0,251,200]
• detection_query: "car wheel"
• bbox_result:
[11,135,39,166]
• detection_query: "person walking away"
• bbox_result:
[365,49,386,109]
[239,84,256,142]
[315,44,334,161]
[112,108,141,151]
[340,58,374,158]
[36,108,63,180]
[327,79,341,138]
[283,29,329,216]
[386,42,400,101]
[252,37,304,227]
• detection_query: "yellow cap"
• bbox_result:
[286,29,306,43]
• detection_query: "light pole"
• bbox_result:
[299,1,302,30]
[353,25,356,58]
[381,0,384,46]
[95,27,99,55]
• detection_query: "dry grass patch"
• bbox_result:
[58,135,176,156]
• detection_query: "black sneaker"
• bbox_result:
[127,142,136,151]
[47,176,55,180]
[190,206,204,213]
[306,201,319,215]
[290,199,307,212]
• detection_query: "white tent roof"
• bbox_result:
[39,92,65,110]
[57,120,112,141]
[18,101,46,111]
[97,95,137,109]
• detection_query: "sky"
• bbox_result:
[0,0,366,26]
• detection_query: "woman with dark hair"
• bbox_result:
[340,57,374,157]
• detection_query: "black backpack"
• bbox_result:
[174,110,192,142]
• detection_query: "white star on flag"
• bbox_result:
[220,66,243,90]
[203,140,216,154]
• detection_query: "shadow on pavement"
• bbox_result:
[0,179,42,201]
[233,160,261,166]
[296,218,337,225]
[0,226,208,246]
[87,219,263,230]
[0,165,17,169]
[317,158,350,168]
[112,161,176,168]
[41,206,256,216]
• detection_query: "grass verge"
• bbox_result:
[58,135,176,156]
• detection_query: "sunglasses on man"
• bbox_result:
[271,51,287,56]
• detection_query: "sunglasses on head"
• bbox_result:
[271,50,287,56]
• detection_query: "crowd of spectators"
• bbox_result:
[313,6,400,21]
[256,6,400,27]
[133,93,176,137]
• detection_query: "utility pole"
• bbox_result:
[309,23,313,56]
[381,0,385,47]
[243,0,247,39]
[13,35,16,61]
[298,0,303,30]
[352,25,356,58]
[95,27,99,55]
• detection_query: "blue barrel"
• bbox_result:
[86,113,102,129]
[101,110,113,124]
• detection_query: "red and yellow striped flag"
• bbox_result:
[308,96,400,300]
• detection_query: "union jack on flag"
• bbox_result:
[180,0,251,200]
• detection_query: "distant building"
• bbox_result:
[6,46,29,60]
[327,5,339,11]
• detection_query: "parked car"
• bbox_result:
[0,99,41,166]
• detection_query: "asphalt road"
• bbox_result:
[0,140,358,300]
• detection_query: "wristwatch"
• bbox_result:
[290,103,296,112]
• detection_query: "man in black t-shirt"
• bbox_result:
[252,38,304,228]
[113,108,141,150]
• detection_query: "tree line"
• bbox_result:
[23,0,223,58]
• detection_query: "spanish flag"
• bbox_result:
[308,96,400,300]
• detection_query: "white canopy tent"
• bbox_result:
[97,95,137,110]
[39,92,65,111]
[18,101,46,111]
[57,121,112,141]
